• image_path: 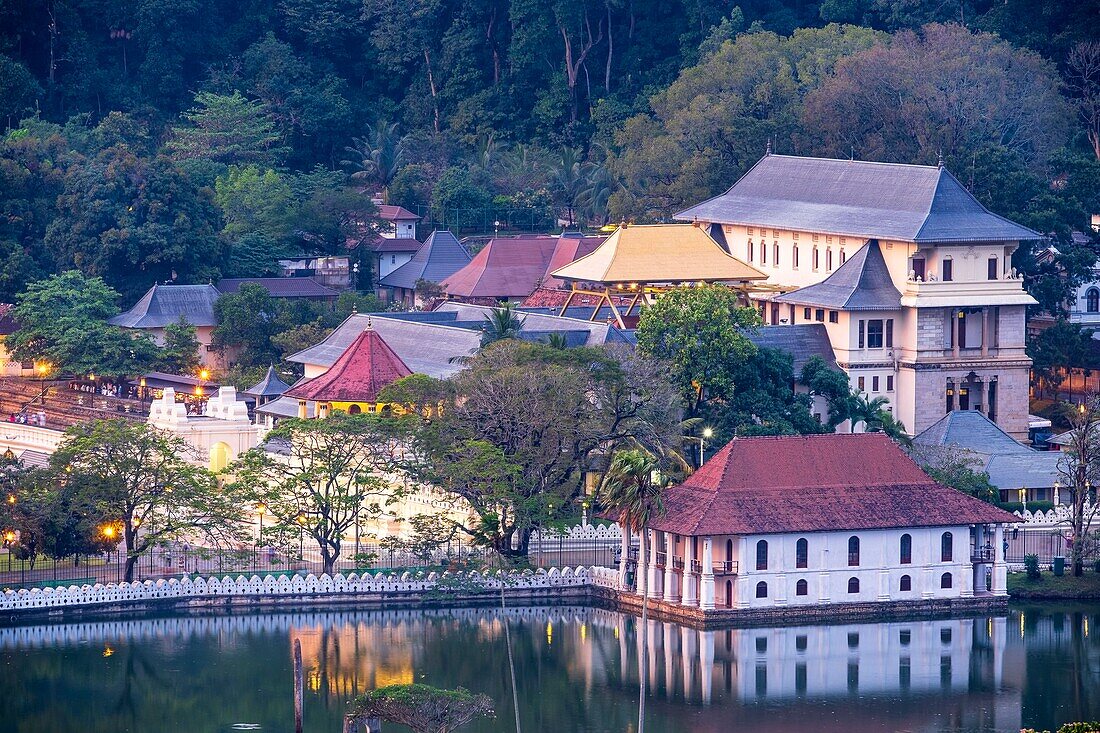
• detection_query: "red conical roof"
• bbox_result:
[284,327,412,403]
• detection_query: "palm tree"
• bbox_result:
[544,332,568,350]
[599,448,664,733]
[480,303,524,347]
[342,121,404,190]
[550,147,586,226]
[847,392,889,433]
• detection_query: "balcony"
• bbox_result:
[655,552,667,567]
[717,561,739,575]
[900,276,1035,308]
[971,546,994,563]
[671,556,684,570]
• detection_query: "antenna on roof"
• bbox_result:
[849,145,854,161]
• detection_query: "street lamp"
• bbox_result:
[199,369,210,382]
[256,502,267,543]
[698,427,714,466]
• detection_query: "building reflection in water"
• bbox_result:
[3,606,1099,732]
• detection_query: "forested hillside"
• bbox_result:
[1,0,1099,308]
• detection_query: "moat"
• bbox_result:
[1,603,1097,733]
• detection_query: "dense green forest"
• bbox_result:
[1,0,1099,308]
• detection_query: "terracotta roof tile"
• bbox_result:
[284,327,412,403]
[645,433,1018,536]
[442,234,603,299]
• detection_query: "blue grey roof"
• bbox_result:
[745,324,838,373]
[108,284,220,328]
[676,155,1041,243]
[914,411,1061,490]
[379,230,471,290]
[774,240,901,311]
[245,366,291,398]
[915,410,1032,455]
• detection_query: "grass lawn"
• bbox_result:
[0,555,107,572]
[1007,570,1100,600]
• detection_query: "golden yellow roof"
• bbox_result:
[550,224,767,285]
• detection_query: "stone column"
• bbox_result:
[981,307,990,356]
[951,310,960,359]
[700,536,716,610]
[992,524,1008,596]
[682,536,698,607]
[647,530,661,599]
[664,533,678,602]
[618,523,631,589]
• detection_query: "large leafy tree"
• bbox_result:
[1027,320,1097,400]
[165,91,289,168]
[230,413,406,575]
[7,271,159,377]
[1054,395,1100,576]
[396,341,681,558]
[45,144,223,301]
[211,283,287,368]
[50,419,247,581]
[636,285,760,421]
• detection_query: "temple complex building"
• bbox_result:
[676,153,1041,438]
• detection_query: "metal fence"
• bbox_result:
[1005,529,1072,564]
[0,536,620,591]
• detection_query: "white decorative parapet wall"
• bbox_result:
[0,567,594,614]
[529,523,625,549]
[1012,503,1096,527]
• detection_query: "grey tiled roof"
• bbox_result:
[245,366,292,398]
[676,155,1041,243]
[287,313,479,378]
[379,230,471,290]
[433,302,627,346]
[215,277,337,298]
[774,240,901,311]
[914,410,1031,454]
[914,410,1061,490]
[109,284,220,328]
[745,324,838,373]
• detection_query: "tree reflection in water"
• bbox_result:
[0,604,1097,732]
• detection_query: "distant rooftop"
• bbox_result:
[774,240,902,311]
[109,284,220,329]
[442,234,604,300]
[676,154,1041,243]
[216,277,338,299]
[380,230,472,290]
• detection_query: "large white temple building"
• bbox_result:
[677,154,1041,438]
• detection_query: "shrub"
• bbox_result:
[1001,501,1055,514]
[1025,554,1041,580]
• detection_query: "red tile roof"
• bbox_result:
[377,204,421,222]
[284,327,412,403]
[441,235,603,299]
[639,433,1018,536]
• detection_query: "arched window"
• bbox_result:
[941,532,953,562]
[347,404,362,415]
[847,577,860,594]
[1087,288,1099,313]
[940,572,953,589]
[796,579,808,596]
[756,581,768,598]
[848,536,860,566]
[900,574,912,591]
[796,538,808,568]
[756,540,768,570]
[725,580,733,608]
[726,539,734,561]
[900,533,912,565]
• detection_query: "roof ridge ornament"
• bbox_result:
[765,138,772,156]
[937,149,945,168]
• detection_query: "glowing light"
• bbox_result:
[199,369,211,381]
[101,524,117,540]
[546,620,553,645]
[702,427,714,439]
[3,530,15,543]
[6,494,15,505]
[256,503,267,516]
[580,623,587,642]
[103,646,114,658]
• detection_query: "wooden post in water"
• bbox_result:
[293,637,304,733]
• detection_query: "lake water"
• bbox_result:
[0,603,1097,733]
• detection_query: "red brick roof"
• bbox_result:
[441,235,603,299]
[642,433,1018,536]
[284,327,412,403]
[377,204,421,222]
